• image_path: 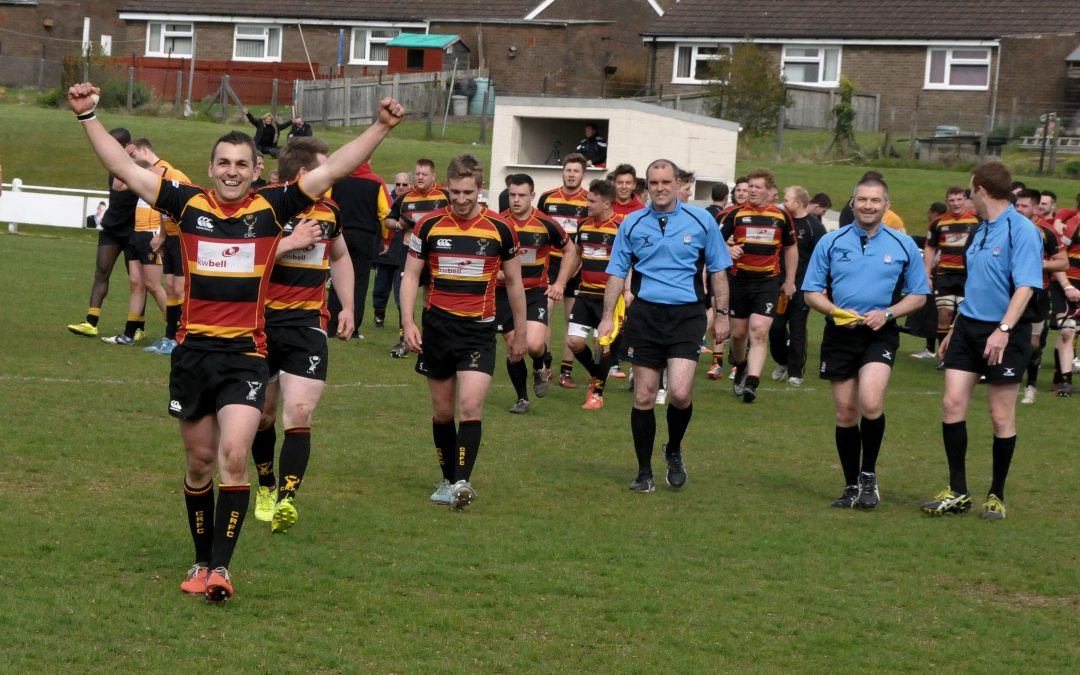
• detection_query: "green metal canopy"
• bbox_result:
[387,34,460,49]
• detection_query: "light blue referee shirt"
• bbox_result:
[802,223,930,314]
[958,205,1043,322]
[607,201,732,305]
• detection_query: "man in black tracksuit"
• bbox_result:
[769,186,826,384]
[328,162,392,338]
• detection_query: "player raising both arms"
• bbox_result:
[497,173,577,413]
[68,82,404,602]
[249,137,355,534]
[401,154,526,510]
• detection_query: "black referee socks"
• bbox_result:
[942,421,968,495]
[631,407,656,474]
[835,425,861,486]
[859,414,885,474]
[989,435,1016,500]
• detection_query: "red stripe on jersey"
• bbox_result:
[537,187,588,258]
[496,208,569,289]
[721,204,795,278]
[929,211,978,273]
[576,213,622,295]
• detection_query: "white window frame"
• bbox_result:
[144,21,193,58]
[671,43,730,84]
[349,27,400,66]
[781,44,841,87]
[923,47,991,91]
[232,24,281,63]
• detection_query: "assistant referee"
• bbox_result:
[599,159,732,493]
[803,175,930,510]
[922,162,1044,520]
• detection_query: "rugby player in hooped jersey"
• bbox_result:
[67,81,404,603]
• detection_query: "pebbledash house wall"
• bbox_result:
[117,19,623,98]
[649,37,1079,133]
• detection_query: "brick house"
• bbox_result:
[104,0,667,100]
[641,0,1080,133]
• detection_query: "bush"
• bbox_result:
[705,42,787,136]
[1064,161,1080,177]
[37,89,61,107]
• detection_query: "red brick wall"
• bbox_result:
[0,0,127,58]
[997,32,1078,125]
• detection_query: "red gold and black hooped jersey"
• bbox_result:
[1033,218,1061,289]
[927,210,979,275]
[719,203,796,278]
[1065,217,1080,283]
[409,208,519,322]
[265,199,343,330]
[576,213,623,296]
[152,177,317,354]
[536,186,588,258]
[135,160,190,234]
[496,208,569,289]
[387,185,451,231]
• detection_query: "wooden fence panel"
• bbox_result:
[295,69,482,126]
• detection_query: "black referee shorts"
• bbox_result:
[943,314,1032,384]
[818,322,900,381]
[620,298,706,369]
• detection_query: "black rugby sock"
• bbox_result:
[432,418,456,482]
[532,354,546,372]
[124,312,141,338]
[507,358,529,401]
[859,414,885,474]
[251,427,277,489]
[278,427,311,501]
[454,420,482,482]
[165,301,182,340]
[573,347,608,382]
[560,359,574,377]
[666,403,692,455]
[744,375,760,389]
[543,351,553,370]
[942,421,968,495]
[209,484,250,570]
[1052,351,1063,384]
[631,407,656,474]
[835,425,861,486]
[989,435,1016,500]
[183,479,214,565]
[86,307,100,327]
[926,335,936,352]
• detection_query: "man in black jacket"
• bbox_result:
[574,122,607,167]
[327,162,393,339]
[768,185,826,385]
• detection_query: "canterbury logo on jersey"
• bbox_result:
[196,241,255,273]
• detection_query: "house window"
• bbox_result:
[233,24,281,62]
[406,49,425,71]
[925,48,991,90]
[145,22,193,58]
[782,45,841,86]
[350,28,400,65]
[672,43,730,84]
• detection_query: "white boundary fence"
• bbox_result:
[0,181,109,230]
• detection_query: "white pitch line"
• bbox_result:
[0,374,410,389]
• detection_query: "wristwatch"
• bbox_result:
[998,322,1012,333]
[716,308,730,316]
[885,311,894,322]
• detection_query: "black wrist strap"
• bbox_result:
[76,110,96,122]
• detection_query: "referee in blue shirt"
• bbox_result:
[600,159,733,493]
[921,162,1044,520]
[803,175,930,509]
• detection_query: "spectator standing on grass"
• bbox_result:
[328,161,393,340]
[769,185,826,387]
[921,161,1044,521]
[372,171,413,330]
[803,175,929,509]
[87,201,106,229]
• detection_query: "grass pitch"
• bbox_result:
[0,224,1076,671]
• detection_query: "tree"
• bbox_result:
[705,42,787,136]
[825,76,860,157]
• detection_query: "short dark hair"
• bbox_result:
[609,163,636,180]
[446,153,484,185]
[276,137,330,182]
[507,173,534,191]
[634,177,648,195]
[563,153,588,170]
[210,130,257,164]
[971,161,1012,200]
[109,127,131,146]
[1041,190,1057,202]
[415,158,436,171]
[711,183,729,202]
[588,178,616,202]
[132,137,153,151]
[946,185,965,197]
[810,192,832,209]
[1016,188,1041,204]
[928,201,948,216]
[860,170,884,182]
[677,169,695,184]
[645,158,679,180]
[734,175,749,186]
[855,176,889,201]
[1011,181,1026,191]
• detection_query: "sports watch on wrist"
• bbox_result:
[998,322,1012,333]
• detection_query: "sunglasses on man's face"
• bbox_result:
[395,183,409,187]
